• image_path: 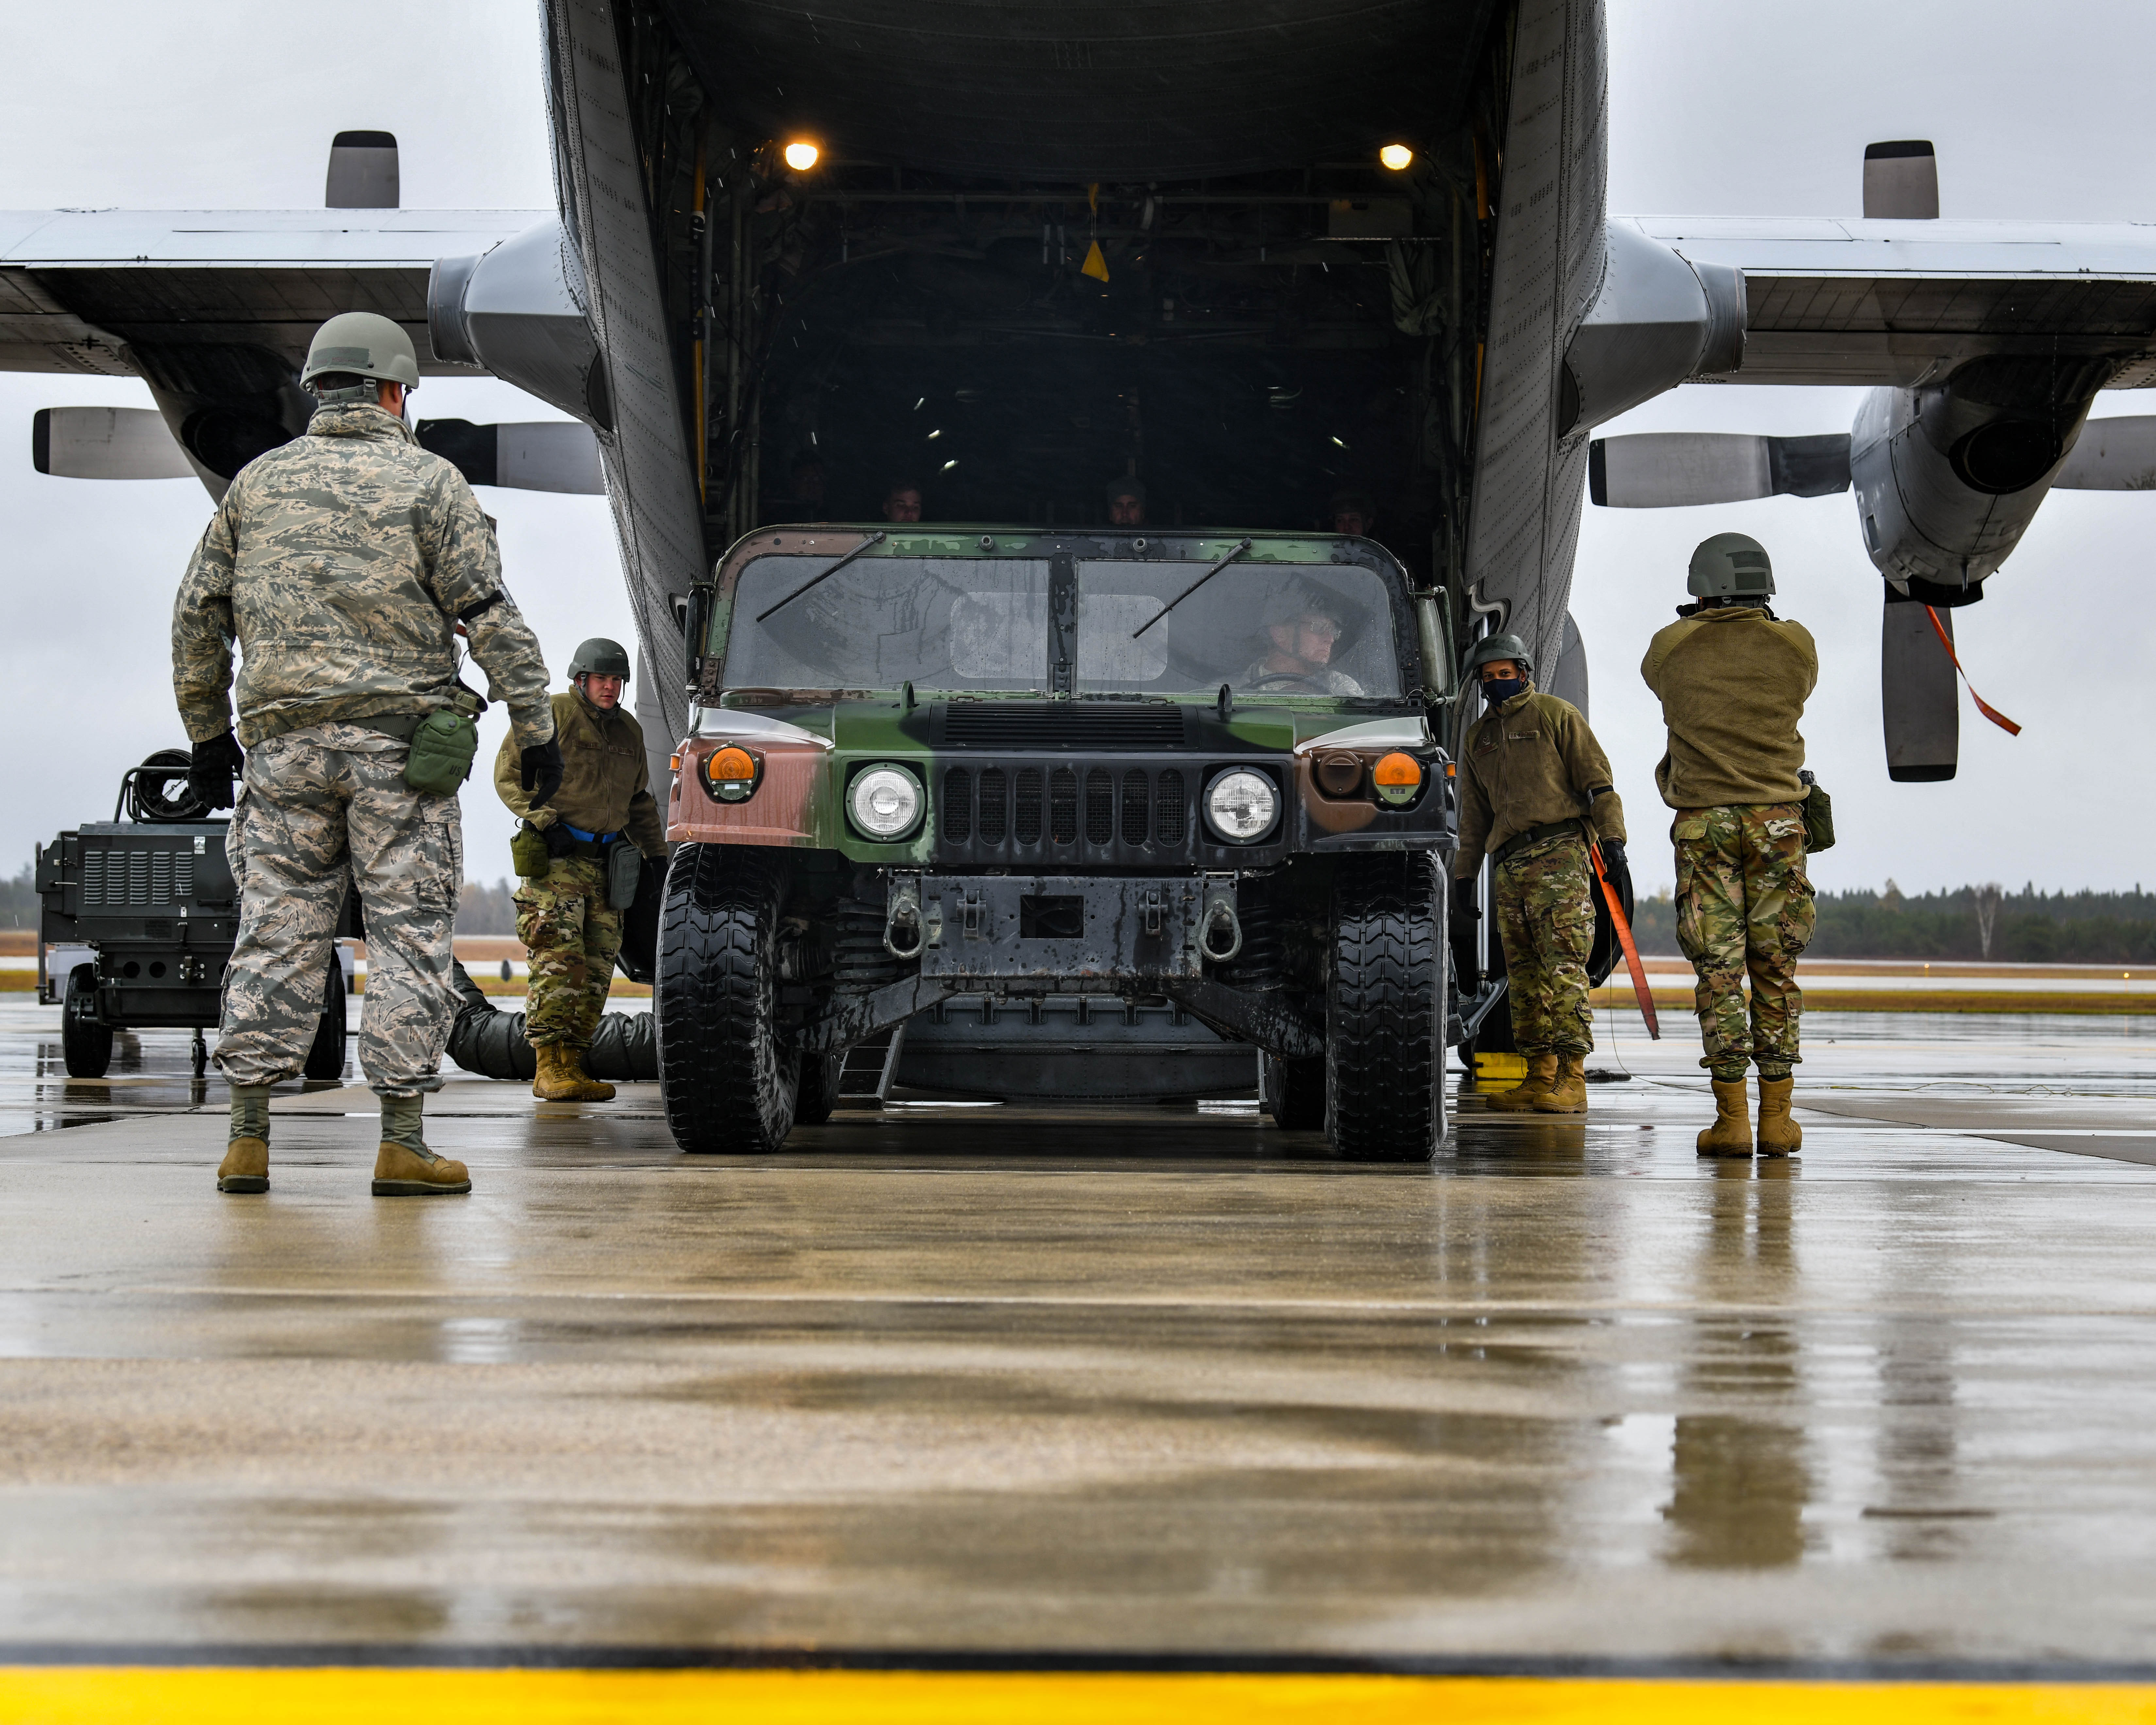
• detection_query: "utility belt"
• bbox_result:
[1494,819,1587,868]
[513,820,644,910]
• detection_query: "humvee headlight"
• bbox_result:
[704,745,760,803]
[1205,769,1279,844]
[849,764,923,839]
[1372,752,1423,807]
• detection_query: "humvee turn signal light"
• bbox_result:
[783,140,820,172]
[705,746,760,803]
[1379,143,1414,171]
[1372,752,1422,807]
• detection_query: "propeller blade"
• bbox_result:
[1882,594,1959,782]
[2054,415,2156,490]
[1588,432,1850,507]
[32,407,194,480]
[415,419,603,494]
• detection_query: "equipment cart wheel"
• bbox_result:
[656,846,802,1153]
[1262,1054,1327,1130]
[1326,857,1445,1162]
[793,1049,844,1126]
[302,955,348,1081]
[60,964,114,1079]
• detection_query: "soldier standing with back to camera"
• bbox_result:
[1452,631,1628,1116]
[494,638,668,1102]
[1641,533,1820,1158]
[173,312,563,1198]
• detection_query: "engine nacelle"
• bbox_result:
[428,220,615,433]
[1850,357,2108,601]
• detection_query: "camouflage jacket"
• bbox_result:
[1454,687,1626,877]
[493,688,667,857]
[171,404,555,750]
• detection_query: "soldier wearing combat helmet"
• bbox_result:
[1452,629,1627,1115]
[494,637,668,1101]
[1641,533,1819,1158]
[173,311,563,1198]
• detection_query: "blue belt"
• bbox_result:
[560,822,617,843]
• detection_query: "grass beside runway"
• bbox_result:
[1590,988,2156,1016]
[6,1669,2156,1724]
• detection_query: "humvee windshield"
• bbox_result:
[725,554,1404,698]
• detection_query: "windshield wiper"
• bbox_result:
[754,530,887,623]
[1130,538,1252,640]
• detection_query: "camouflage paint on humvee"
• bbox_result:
[657,526,1460,1161]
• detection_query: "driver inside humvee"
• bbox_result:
[1240,578,1362,695]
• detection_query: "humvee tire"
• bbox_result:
[794,1049,844,1126]
[61,963,113,1079]
[656,845,801,1152]
[302,956,347,1081]
[1263,1055,1326,1131]
[1327,859,1443,1162]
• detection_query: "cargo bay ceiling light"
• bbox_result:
[782,139,820,172]
[1379,143,1413,171]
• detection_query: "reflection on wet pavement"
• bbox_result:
[3,1001,2156,1664]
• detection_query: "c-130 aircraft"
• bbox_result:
[8,0,2154,785]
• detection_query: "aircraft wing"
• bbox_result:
[0,209,541,378]
[1615,216,2156,388]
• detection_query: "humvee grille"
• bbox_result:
[929,760,1234,865]
[943,768,972,843]
[939,701,1187,749]
[1085,770,1115,845]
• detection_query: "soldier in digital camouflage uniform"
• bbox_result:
[493,638,668,1102]
[173,312,563,1198]
[1453,631,1627,1115]
[1641,533,1820,1158]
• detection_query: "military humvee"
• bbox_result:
[656,524,1462,1160]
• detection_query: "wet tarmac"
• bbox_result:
[4,1001,2156,1668]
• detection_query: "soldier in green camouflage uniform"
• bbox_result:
[1642,534,1820,1157]
[1453,632,1626,1115]
[173,312,560,1196]
[493,638,667,1102]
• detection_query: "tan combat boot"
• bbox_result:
[1696,1077,1753,1158]
[1485,1052,1558,1113]
[218,1083,272,1193]
[1533,1053,1588,1114]
[1755,1075,1802,1157]
[372,1094,470,1197]
[532,1043,616,1103]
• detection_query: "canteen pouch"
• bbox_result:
[607,838,642,911]
[404,703,481,796]
[510,822,551,879]
[1798,770,1835,854]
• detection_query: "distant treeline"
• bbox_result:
[1630,884,2156,964]
[1,864,31,928]
[458,878,519,936]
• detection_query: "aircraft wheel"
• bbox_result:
[302,955,348,1081]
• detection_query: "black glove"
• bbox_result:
[1597,836,1627,874]
[543,820,579,859]
[520,737,565,809]
[187,730,244,811]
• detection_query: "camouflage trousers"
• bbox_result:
[219,725,461,1097]
[1672,804,1816,1080]
[514,855,623,1050]
[1493,831,1597,1056]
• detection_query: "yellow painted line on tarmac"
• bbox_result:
[5,1671,2156,1725]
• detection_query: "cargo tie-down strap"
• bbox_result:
[1926,604,2022,737]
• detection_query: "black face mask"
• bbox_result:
[1480,675,1528,706]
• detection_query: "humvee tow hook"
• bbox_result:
[1199,876,1243,962]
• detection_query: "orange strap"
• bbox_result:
[1925,605,2022,737]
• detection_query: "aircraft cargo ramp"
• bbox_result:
[5,1000,2156,1713]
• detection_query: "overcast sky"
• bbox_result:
[3,0,2152,893]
